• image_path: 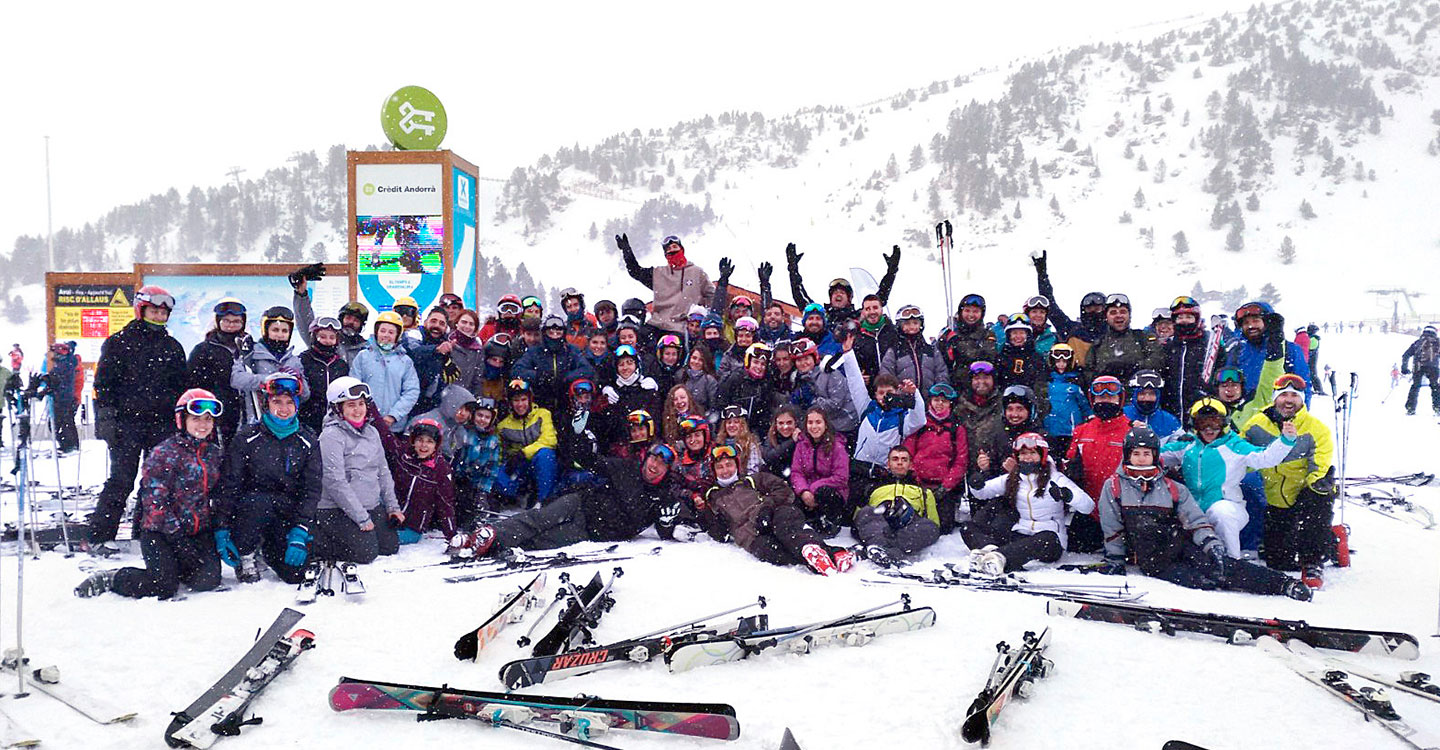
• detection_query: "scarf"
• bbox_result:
[450,330,481,351]
[262,412,300,439]
[716,473,740,488]
[616,370,641,388]
[860,317,887,334]
[345,416,367,430]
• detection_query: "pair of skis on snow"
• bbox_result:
[960,628,1053,746]
[294,560,364,604]
[0,648,138,748]
[864,563,1147,601]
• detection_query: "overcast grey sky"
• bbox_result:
[1,0,1259,259]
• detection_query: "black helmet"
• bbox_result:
[1123,423,1160,457]
[622,298,647,319]
[1080,292,1107,308]
[483,338,510,360]
[339,301,370,324]
[1000,384,1035,411]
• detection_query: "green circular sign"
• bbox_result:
[381,86,448,150]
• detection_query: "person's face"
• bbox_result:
[1196,416,1224,443]
[629,424,650,443]
[862,299,882,324]
[1275,390,1303,417]
[598,308,616,326]
[765,306,786,327]
[1128,447,1156,467]
[1017,446,1041,463]
[735,329,754,348]
[341,313,364,333]
[672,389,690,413]
[544,327,565,342]
[376,323,399,345]
[315,328,339,347]
[398,308,418,326]
[830,288,851,308]
[143,306,171,324]
[1154,320,1175,339]
[774,413,797,439]
[219,314,244,333]
[1004,403,1030,425]
[804,316,824,334]
[412,434,438,459]
[510,394,532,417]
[522,305,542,319]
[685,430,707,451]
[1138,389,1157,408]
[642,454,669,483]
[267,394,297,420]
[1175,312,1198,328]
[563,298,582,315]
[457,315,478,337]
[971,373,994,396]
[730,304,750,322]
[928,395,952,417]
[522,329,540,347]
[704,328,722,343]
[486,354,506,370]
[445,306,463,325]
[960,305,982,325]
[474,409,495,430]
[1241,314,1265,340]
[185,413,214,440]
[795,353,817,373]
[661,347,680,366]
[725,417,744,436]
[687,319,702,337]
[887,450,912,477]
[267,321,292,342]
[805,412,826,439]
[773,348,792,373]
[747,357,767,377]
[1027,308,1047,327]
[1218,381,1243,402]
[1007,329,1027,346]
[588,336,608,355]
[341,398,367,422]
[618,329,638,347]
[901,319,922,336]
[1106,306,1130,330]
[617,358,637,378]
[1053,356,1071,373]
[875,384,896,402]
[573,390,593,409]
[1082,304,1106,320]
[688,350,705,370]
[713,456,739,481]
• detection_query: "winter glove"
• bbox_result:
[614,233,632,254]
[717,257,735,283]
[966,472,987,491]
[1098,557,1127,576]
[214,529,240,568]
[1170,433,1197,444]
[94,406,118,443]
[601,386,620,404]
[883,244,901,273]
[879,498,916,531]
[758,261,773,285]
[1402,363,1411,375]
[785,242,803,268]
[1309,466,1337,496]
[1031,249,1048,276]
[284,525,311,568]
[234,332,254,358]
[397,528,422,545]
[753,504,776,536]
[1048,484,1073,505]
[657,501,681,529]
[388,511,406,528]
[639,377,658,391]
[1264,312,1286,360]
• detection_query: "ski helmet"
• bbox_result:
[801,303,827,323]
[309,316,343,336]
[1088,375,1125,400]
[1104,293,1131,311]
[261,306,296,339]
[622,298,648,320]
[1129,369,1165,392]
[789,338,819,362]
[135,285,176,318]
[895,305,924,325]
[744,342,774,369]
[326,376,370,405]
[473,396,499,418]
[661,235,684,252]
[483,337,510,361]
[1080,292,1107,309]
[1423,326,1437,338]
[496,294,523,317]
[959,293,986,311]
[506,378,532,399]
[1273,373,1307,397]
[1001,384,1036,413]
[392,296,420,317]
[213,298,246,323]
[729,295,754,311]
[409,418,443,444]
[568,378,594,402]
[374,311,404,336]
[678,415,709,436]
[1049,343,1075,362]
[1011,432,1050,464]
[1233,301,1272,323]
[339,300,370,325]
[1189,398,1230,436]
[439,293,464,309]
[1022,295,1050,313]
[1214,365,1245,388]
[626,410,655,441]
[594,299,617,317]
[559,288,584,307]
[541,314,566,332]
[734,316,759,333]
[828,278,854,297]
[1169,295,1201,316]
[656,334,684,359]
[260,372,302,403]
[1004,315,1031,339]
[1122,424,1162,477]
[175,388,223,429]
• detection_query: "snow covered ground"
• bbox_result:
[2,329,1438,749]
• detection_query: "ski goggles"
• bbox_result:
[802,303,826,320]
[1170,295,1200,311]
[1023,295,1050,310]
[1234,303,1266,321]
[657,335,683,351]
[521,296,543,309]
[721,405,749,420]
[213,300,246,317]
[968,361,996,375]
[569,379,594,395]
[439,293,464,308]
[1215,367,1244,385]
[895,305,924,322]
[334,381,372,402]
[678,416,708,434]
[1151,308,1173,321]
[497,301,522,316]
[1104,293,1131,309]
[626,410,653,428]
[488,332,512,347]
[734,317,759,332]
[261,373,302,398]
[473,397,498,413]
[648,444,676,463]
[687,310,708,322]
[1049,345,1075,360]
[1012,432,1050,452]
[927,383,959,400]
[614,344,639,359]
[310,316,343,332]
[1131,372,1165,390]
[1089,377,1124,398]
[1274,373,1307,395]
[710,444,740,461]
[182,398,224,418]
[662,236,683,252]
[729,296,753,309]
[959,294,985,309]
[137,290,176,310]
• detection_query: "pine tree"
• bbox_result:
[1299,199,1316,219]
[1153,158,1167,183]
[1278,235,1296,264]
[1013,202,1023,219]
[1124,143,1135,159]
[886,154,900,180]
[1173,230,1190,256]
[4,295,27,325]
[1225,223,1244,252]
[1049,195,1060,212]
[1246,193,1260,211]
[909,144,925,171]
[928,183,941,214]
[1258,283,1282,306]
[588,222,598,240]
[1134,188,1146,209]
[1137,155,1148,172]
[1119,211,1133,224]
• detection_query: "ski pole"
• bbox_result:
[626,596,767,643]
[771,595,911,647]
[12,392,27,698]
[45,394,72,557]
[517,576,572,648]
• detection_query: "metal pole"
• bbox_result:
[628,596,767,643]
[12,397,27,698]
[44,136,53,270]
[46,395,72,557]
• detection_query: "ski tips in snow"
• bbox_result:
[779,726,804,750]
[960,628,1052,746]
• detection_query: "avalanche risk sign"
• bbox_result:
[52,284,135,363]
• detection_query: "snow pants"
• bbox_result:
[89,429,167,544]
[1067,512,1104,554]
[229,491,307,584]
[312,506,398,565]
[958,520,1062,572]
[1238,473,1266,552]
[1128,514,1292,595]
[800,487,847,536]
[743,505,827,566]
[495,448,559,504]
[1406,366,1440,413]
[111,531,221,599]
[1263,485,1336,570]
[492,491,591,552]
[1205,499,1248,558]
[50,397,79,453]
[856,508,941,559]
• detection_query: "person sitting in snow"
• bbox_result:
[855,445,942,568]
[962,432,1093,576]
[378,417,457,545]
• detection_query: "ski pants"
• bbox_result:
[111,531,221,599]
[799,487,847,534]
[1263,485,1336,570]
[1238,473,1266,552]
[1067,512,1104,554]
[1128,514,1292,595]
[743,504,827,566]
[494,448,559,504]
[229,491,308,584]
[50,397,79,453]
[1205,499,1248,558]
[1406,366,1440,413]
[856,507,941,558]
[312,506,398,565]
[958,520,1062,572]
[492,491,592,552]
[89,429,168,544]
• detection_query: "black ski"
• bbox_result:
[443,547,658,584]
[387,544,623,574]
[529,569,621,657]
[165,608,313,748]
[960,628,1052,746]
[865,564,1146,601]
[1046,597,1419,658]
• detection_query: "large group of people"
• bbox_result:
[75,235,1370,602]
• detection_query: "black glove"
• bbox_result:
[718,257,735,283]
[657,502,681,529]
[753,504,775,536]
[1048,484,1073,505]
[758,262,773,285]
[1402,363,1411,375]
[966,472,986,491]
[615,233,632,254]
[785,242,802,268]
[1098,557,1126,576]
[1309,466,1337,496]
[95,406,118,443]
[1032,249,1048,276]
[287,263,326,291]
[234,332,254,358]
[1263,312,1286,360]
[884,245,901,272]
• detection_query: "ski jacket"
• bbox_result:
[1088,328,1158,382]
[1065,414,1134,502]
[853,320,899,383]
[318,413,400,524]
[995,341,1048,394]
[761,436,796,478]
[478,316,522,345]
[298,345,350,435]
[1043,371,1091,438]
[955,392,1001,433]
[1241,405,1332,509]
[678,369,720,420]
[214,421,322,530]
[450,426,503,494]
[497,406,558,460]
[1293,331,1311,356]
[971,467,1095,548]
[582,456,690,542]
[348,338,420,430]
[378,427,457,537]
[1403,333,1440,371]
[136,431,224,537]
[1225,338,1311,403]
[1098,470,1216,561]
[187,331,248,438]
[231,341,311,425]
[786,258,897,326]
[621,249,714,333]
[446,330,486,395]
[94,319,187,442]
[407,385,477,457]
[512,339,597,412]
[790,433,850,501]
[402,330,452,418]
[839,350,926,466]
[901,412,969,491]
[699,471,794,551]
[45,349,82,406]
[938,320,997,379]
[881,333,949,394]
[1160,430,1295,512]
[1124,398,1182,440]
[293,290,366,364]
[717,369,780,435]
[557,407,602,471]
[791,357,858,433]
[864,476,941,525]
[1026,323,1058,356]
[1226,354,1285,432]
[563,312,599,350]
[1161,331,1213,419]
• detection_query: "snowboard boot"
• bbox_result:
[1283,577,1314,602]
[830,547,856,573]
[467,525,497,558]
[74,569,117,598]
[863,544,895,569]
[800,543,838,576]
[977,549,1008,578]
[1301,565,1325,590]
[237,552,261,584]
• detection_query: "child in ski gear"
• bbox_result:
[1123,369,1180,438]
[962,432,1093,575]
[598,345,660,444]
[673,416,715,497]
[316,377,403,563]
[901,382,969,532]
[994,315,1048,394]
[451,397,504,526]
[970,384,1043,483]
[660,383,699,444]
[349,311,420,433]
[717,343,781,434]
[789,407,850,536]
[1042,344,1090,458]
[856,446,942,568]
[718,404,764,474]
[611,409,657,463]
[495,379,560,505]
[379,417,457,543]
[76,389,225,599]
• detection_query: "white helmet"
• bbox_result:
[326,376,370,405]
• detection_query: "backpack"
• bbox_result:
[1107,474,1180,505]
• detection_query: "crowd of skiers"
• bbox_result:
[73,235,1384,602]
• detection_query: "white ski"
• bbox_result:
[666,602,935,673]
[1285,639,1440,705]
[0,656,135,725]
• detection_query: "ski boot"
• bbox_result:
[976,549,1008,578]
[295,561,323,604]
[1283,577,1314,602]
[863,544,895,569]
[237,552,262,584]
[339,562,365,595]
[830,546,856,573]
[1301,565,1325,590]
[1407,406,1417,416]
[74,569,117,598]
[800,543,838,576]
[968,545,1003,578]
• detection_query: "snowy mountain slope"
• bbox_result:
[4,331,1440,749]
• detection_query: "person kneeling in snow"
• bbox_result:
[960,432,1094,577]
[1096,424,1311,601]
[379,418,457,545]
[694,445,855,576]
[75,390,225,599]
[855,445,942,568]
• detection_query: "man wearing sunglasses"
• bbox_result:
[783,241,901,329]
[1224,301,1312,404]
[1088,293,1161,383]
[89,285,189,552]
[617,233,718,335]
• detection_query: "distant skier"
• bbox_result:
[1400,325,1440,416]
[9,344,21,373]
